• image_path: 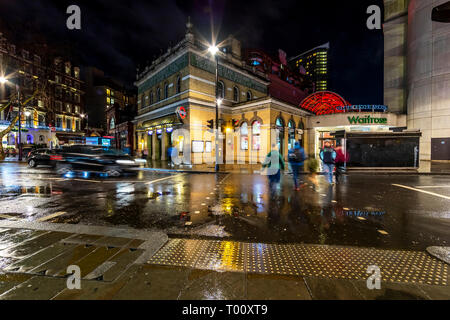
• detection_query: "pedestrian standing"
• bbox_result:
[319,140,336,184]
[288,141,307,190]
[262,144,285,192]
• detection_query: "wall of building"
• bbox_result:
[406,0,450,160]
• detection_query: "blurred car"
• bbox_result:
[27,148,62,168]
[54,145,139,176]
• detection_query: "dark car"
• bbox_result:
[27,148,62,168]
[54,145,139,176]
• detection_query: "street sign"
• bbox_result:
[176,106,187,119]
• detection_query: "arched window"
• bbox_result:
[217,81,225,99]
[110,117,115,129]
[176,76,181,94]
[246,91,252,101]
[252,121,261,151]
[164,83,169,99]
[275,117,285,155]
[298,120,305,147]
[288,120,296,150]
[233,87,239,102]
[39,135,44,142]
[27,134,33,144]
[240,122,248,150]
[8,133,15,145]
[157,88,161,101]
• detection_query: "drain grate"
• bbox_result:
[148,239,449,286]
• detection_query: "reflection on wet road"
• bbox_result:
[0,162,449,251]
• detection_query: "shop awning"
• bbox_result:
[139,114,183,130]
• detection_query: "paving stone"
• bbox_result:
[415,284,450,300]
[5,243,77,273]
[247,273,311,300]
[304,277,364,300]
[112,265,190,300]
[56,246,121,277]
[100,248,144,282]
[0,276,67,300]
[52,265,141,300]
[29,244,97,276]
[350,279,429,300]
[179,269,245,300]
[0,229,47,251]
[0,273,33,295]
[0,231,71,258]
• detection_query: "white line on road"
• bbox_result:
[146,173,186,185]
[37,211,67,222]
[0,214,21,220]
[415,186,450,189]
[392,184,450,200]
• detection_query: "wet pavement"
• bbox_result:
[0,162,449,251]
[0,162,449,300]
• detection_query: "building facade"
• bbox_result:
[106,88,137,154]
[290,43,330,92]
[384,0,450,161]
[0,31,85,150]
[133,21,311,168]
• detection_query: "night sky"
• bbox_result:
[0,0,384,104]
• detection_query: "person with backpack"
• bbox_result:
[319,140,337,184]
[288,141,307,190]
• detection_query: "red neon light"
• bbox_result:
[299,91,351,115]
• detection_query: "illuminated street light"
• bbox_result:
[217,98,223,106]
[0,76,7,84]
[208,45,219,56]
[24,111,31,117]
[208,43,220,172]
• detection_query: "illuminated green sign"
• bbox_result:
[348,116,387,125]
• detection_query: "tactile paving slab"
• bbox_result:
[148,239,449,286]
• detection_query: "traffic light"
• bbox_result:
[232,119,239,127]
[206,119,214,129]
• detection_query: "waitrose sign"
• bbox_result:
[348,115,387,125]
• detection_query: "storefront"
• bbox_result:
[305,110,422,168]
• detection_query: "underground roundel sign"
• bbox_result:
[177,106,187,119]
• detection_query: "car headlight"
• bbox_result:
[116,159,135,165]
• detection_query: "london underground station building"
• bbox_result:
[133,21,421,170]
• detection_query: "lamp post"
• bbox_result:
[0,77,23,160]
[208,45,220,172]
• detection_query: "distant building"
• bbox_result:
[106,87,137,154]
[0,31,85,148]
[289,42,330,92]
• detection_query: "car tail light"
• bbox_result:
[27,152,31,158]
[50,155,63,161]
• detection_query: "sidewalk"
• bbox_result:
[0,220,448,300]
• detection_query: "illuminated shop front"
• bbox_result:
[302,91,421,169]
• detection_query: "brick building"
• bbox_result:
[0,31,84,149]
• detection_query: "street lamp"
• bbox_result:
[208,44,220,172]
[1,76,24,160]
[80,113,89,132]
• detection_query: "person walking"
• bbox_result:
[319,140,336,184]
[262,143,285,192]
[334,145,349,184]
[288,141,307,190]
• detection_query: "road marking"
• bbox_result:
[146,173,185,185]
[0,214,21,220]
[71,179,101,183]
[393,184,450,200]
[415,186,450,189]
[37,211,67,222]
